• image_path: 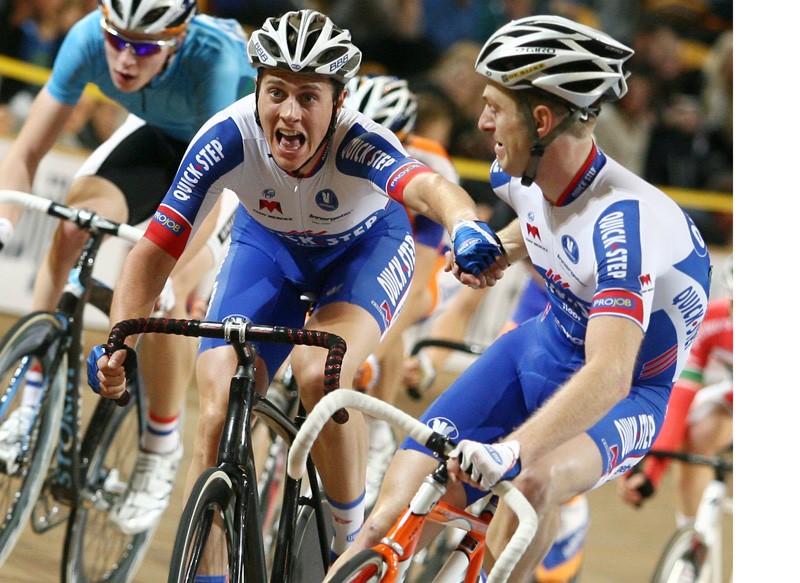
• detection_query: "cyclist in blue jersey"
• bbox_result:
[87,9,507,570]
[336,15,712,581]
[0,0,253,536]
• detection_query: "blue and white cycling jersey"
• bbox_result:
[490,144,710,388]
[144,95,432,259]
[45,11,253,143]
[143,95,436,367]
[403,143,711,498]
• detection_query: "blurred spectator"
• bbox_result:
[312,0,434,78]
[0,0,70,107]
[643,93,731,246]
[408,81,458,149]
[701,29,733,170]
[420,0,505,57]
[593,64,657,177]
[630,16,705,116]
[199,0,298,31]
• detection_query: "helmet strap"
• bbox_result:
[519,98,584,187]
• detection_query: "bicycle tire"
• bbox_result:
[169,468,237,583]
[327,548,389,583]
[651,525,710,583]
[61,379,153,582]
[0,312,67,566]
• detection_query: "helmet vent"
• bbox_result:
[141,6,168,27]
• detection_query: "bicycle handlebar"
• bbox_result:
[287,390,538,583]
[0,189,143,243]
[647,449,733,473]
[406,338,485,400]
[106,318,349,422]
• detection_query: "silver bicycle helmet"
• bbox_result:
[247,9,362,84]
[100,0,196,34]
[475,15,634,110]
[344,75,417,136]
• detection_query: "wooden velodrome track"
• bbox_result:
[0,313,732,582]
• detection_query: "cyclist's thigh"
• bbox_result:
[200,211,309,377]
[72,113,188,225]
[688,380,733,425]
[586,384,670,489]
[315,203,414,336]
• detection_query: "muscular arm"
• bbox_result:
[401,171,481,233]
[0,89,74,223]
[495,218,528,264]
[508,315,643,461]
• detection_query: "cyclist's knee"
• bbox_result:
[289,348,326,402]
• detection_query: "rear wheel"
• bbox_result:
[169,468,237,583]
[651,526,710,583]
[61,379,153,582]
[0,313,66,566]
[327,548,389,583]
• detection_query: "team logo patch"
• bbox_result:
[427,417,458,439]
[259,199,283,214]
[315,189,338,211]
[562,235,579,263]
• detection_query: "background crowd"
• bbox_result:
[0,0,733,246]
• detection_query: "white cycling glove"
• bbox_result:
[0,217,14,251]
[449,439,521,490]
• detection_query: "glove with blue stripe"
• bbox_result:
[87,344,138,395]
[449,439,521,490]
[451,220,505,276]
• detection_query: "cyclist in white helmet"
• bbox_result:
[336,15,711,580]
[0,0,253,536]
[343,73,460,510]
[88,8,507,571]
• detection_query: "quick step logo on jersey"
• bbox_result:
[376,234,415,323]
[340,136,397,170]
[673,286,706,348]
[597,210,629,279]
[173,139,225,201]
[614,412,656,457]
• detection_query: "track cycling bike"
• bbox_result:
[647,449,733,583]
[288,390,539,583]
[96,315,346,583]
[0,189,152,581]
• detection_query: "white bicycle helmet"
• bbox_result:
[475,15,634,111]
[344,75,417,136]
[247,9,362,84]
[100,0,196,35]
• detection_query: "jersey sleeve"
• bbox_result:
[44,12,104,106]
[589,199,668,331]
[144,116,244,259]
[335,124,432,204]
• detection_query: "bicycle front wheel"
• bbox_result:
[328,548,391,583]
[62,379,153,582]
[169,468,237,583]
[651,525,711,583]
[0,312,67,566]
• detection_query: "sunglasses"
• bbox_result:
[101,19,178,57]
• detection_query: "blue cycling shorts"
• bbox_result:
[401,310,670,504]
[200,203,414,378]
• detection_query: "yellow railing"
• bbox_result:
[452,157,733,213]
[0,55,108,102]
[1,54,732,213]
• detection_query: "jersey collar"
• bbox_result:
[552,142,607,207]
